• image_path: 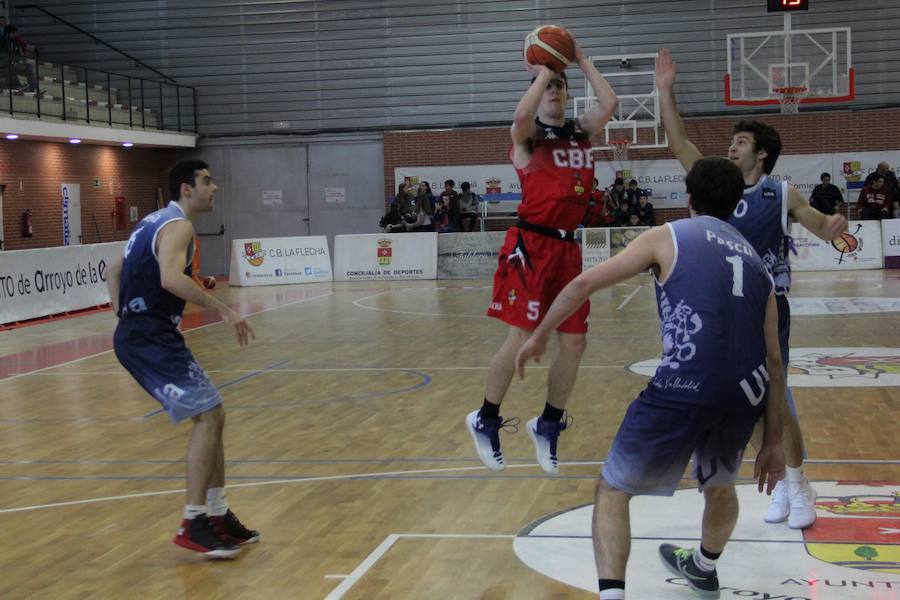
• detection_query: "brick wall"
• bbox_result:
[384,107,900,224]
[1,140,177,251]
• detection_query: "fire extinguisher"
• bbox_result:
[23,209,33,238]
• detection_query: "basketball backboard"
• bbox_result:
[573,53,667,153]
[725,26,853,108]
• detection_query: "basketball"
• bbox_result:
[524,25,575,73]
[203,276,217,289]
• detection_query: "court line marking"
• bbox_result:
[352,287,660,322]
[20,364,627,376]
[0,292,334,382]
[323,533,517,600]
[0,460,893,514]
[1,457,898,466]
[616,284,645,311]
[0,462,602,514]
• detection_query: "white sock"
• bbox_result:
[183,504,207,520]
[207,487,228,517]
[693,549,717,573]
[599,589,625,600]
[786,465,804,484]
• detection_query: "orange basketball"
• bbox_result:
[524,25,575,73]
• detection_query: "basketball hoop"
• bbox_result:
[609,139,631,162]
[772,86,807,114]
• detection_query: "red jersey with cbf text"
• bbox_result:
[512,118,594,231]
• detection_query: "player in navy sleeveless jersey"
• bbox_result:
[517,158,787,600]
[107,159,258,559]
[465,33,620,476]
[656,48,847,531]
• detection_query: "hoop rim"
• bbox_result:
[772,86,808,95]
[609,139,632,147]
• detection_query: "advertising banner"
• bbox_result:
[880,218,900,269]
[437,231,505,279]
[228,236,332,287]
[396,151,899,212]
[0,241,124,324]
[334,233,437,281]
[577,228,610,270]
[790,221,882,271]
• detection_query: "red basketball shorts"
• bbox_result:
[486,227,589,334]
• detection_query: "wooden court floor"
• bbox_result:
[0,270,898,599]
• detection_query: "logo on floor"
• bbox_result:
[513,482,899,598]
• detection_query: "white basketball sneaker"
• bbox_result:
[763,480,790,524]
[787,478,818,529]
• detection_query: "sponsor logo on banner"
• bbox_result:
[243,241,265,267]
[513,481,900,596]
[843,160,863,183]
[485,177,502,194]
[377,238,393,266]
[882,219,900,269]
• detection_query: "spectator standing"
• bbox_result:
[582,178,609,227]
[607,177,627,208]
[809,173,844,216]
[2,25,37,92]
[857,174,896,220]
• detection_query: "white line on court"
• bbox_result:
[0,462,596,514]
[323,533,517,599]
[0,292,334,382]
[22,364,627,376]
[616,285,644,311]
[323,575,349,580]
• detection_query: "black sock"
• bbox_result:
[480,399,500,420]
[541,402,564,421]
[700,546,722,560]
[598,579,625,592]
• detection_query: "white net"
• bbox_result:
[774,87,806,114]
[610,140,631,162]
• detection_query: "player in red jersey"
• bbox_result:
[466,39,619,474]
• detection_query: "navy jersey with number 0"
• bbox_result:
[646,216,775,410]
[118,201,192,327]
[727,175,791,295]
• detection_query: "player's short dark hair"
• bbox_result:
[461,181,470,191]
[820,172,831,181]
[629,179,638,185]
[444,179,454,188]
[733,120,781,175]
[686,157,744,221]
[872,173,885,182]
[530,70,568,89]
[168,159,209,200]
[614,177,624,186]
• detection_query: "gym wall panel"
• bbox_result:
[14,1,899,136]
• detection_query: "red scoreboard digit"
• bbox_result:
[767,0,809,11]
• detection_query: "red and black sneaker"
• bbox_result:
[211,510,260,545]
[173,514,241,559]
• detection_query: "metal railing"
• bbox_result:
[16,4,177,85]
[2,49,197,133]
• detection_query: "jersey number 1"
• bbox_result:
[725,255,744,297]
